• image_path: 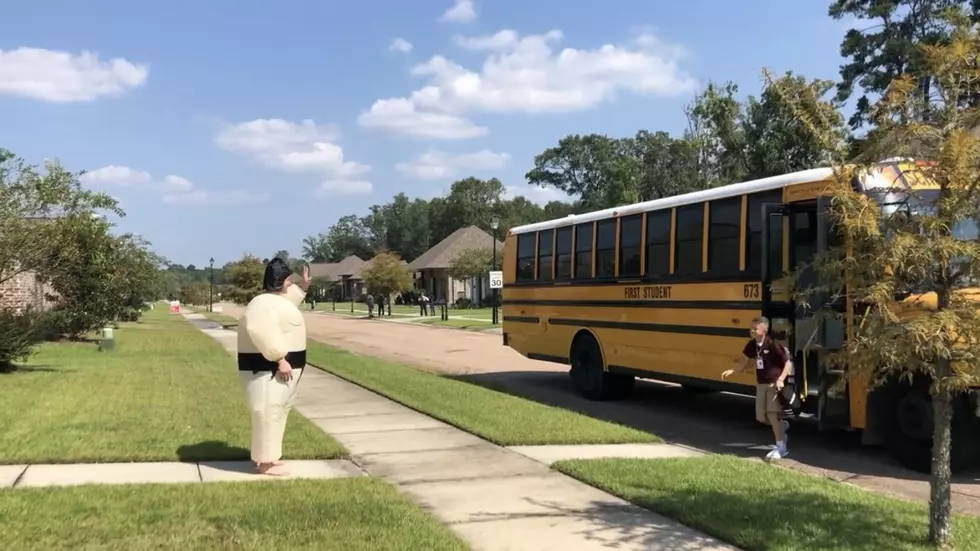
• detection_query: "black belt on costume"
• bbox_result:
[238,350,307,373]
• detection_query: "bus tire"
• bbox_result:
[878,378,980,473]
[569,333,634,401]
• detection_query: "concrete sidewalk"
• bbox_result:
[187,313,735,551]
[1,460,362,488]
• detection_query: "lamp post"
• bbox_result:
[490,215,500,325]
[209,257,215,313]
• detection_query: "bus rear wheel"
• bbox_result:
[879,379,980,473]
[569,334,634,401]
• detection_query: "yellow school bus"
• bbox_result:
[501,161,980,473]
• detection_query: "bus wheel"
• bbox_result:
[879,380,980,473]
[569,334,634,401]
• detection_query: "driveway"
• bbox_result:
[217,302,980,514]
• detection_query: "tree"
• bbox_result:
[307,276,337,302]
[179,282,210,306]
[106,233,166,320]
[301,233,332,262]
[770,12,980,545]
[526,134,640,209]
[447,247,501,307]
[325,215,373,261]
[224,254,265,305]
[830,0,968,129]
[0,150,120,289]
[44,215,124,338]
[447,247,500,281]
[360,251,412,300]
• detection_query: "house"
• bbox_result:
[308,255,367,301]
[307,254,409,301]
[0,266,54,312]
[407,226,503,305]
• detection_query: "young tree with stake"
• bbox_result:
[769,10,980,546]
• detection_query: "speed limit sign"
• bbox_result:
[489,270,503,289]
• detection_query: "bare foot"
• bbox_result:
[256,462,290,476]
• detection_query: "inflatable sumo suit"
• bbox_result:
[236,258,308,464]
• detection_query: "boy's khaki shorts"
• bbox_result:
[755,383,782,423]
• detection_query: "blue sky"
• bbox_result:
[0,0,856,267]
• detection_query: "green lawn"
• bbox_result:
[554,456,980,551]
[0,477,466,550]
[305,342,657,445]
[0,308,345,464]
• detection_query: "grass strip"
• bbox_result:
[0,477,466,550]
[553,455,980,551]
[306,341,657,446]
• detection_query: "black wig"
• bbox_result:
[262,257,293,292]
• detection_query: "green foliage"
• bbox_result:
[769,11,980,545]
[447,247,500,281]
[0,150,120,288]
[0,308,46,373]
[360,252,412,298]
[304,179,582,265]
[43,218,162,337]
[830,0,975,129]
[224,255,265,305]
[179,282,210,306]
[307,276,336,301]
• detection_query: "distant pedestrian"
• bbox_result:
[722,316,792,461]
[419,292,430,316]
[236,259,310,476]
[366,294,375,318]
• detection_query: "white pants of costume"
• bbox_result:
[239,368,303,464]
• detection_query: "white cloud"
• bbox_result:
[79,165,152,186]
[81,164,264,205]
[358,29,696,140]
[503,185,574,205]
[389,38,414,53]
[215,118,371,193]
[396,149,510,180]
[0,47,148,102]
[358,98,487,139]
[159,175,194,193]
[440,0,476,22]
[162,190,271,205]
[316,180,373,197]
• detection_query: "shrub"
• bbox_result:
[0,308,46,373]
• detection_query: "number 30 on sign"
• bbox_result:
[489,271,504,289]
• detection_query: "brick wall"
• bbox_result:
[0,270,55,311]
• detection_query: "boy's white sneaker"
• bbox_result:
[765,446,789,462]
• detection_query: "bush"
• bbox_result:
[0,308,46,373]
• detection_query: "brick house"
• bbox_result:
[0,267,54,311]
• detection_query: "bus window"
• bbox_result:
[574,223,593,279]
[708,197,741,277]
[645,210,670,277]
[746,190,784,276]
[596,220,616,278]
[555,227,572,280]
[619,214,642,277]
[516,233,536,281]
[675,203,704,275]
[537,229,554,281]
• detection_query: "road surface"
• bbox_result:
[218,302,980,514]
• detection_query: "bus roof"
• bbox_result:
[509,162,914,236]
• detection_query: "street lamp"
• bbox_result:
[209,257,215,313]
[490,215,500,325]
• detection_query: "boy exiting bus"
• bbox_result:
[723,316,793,461]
